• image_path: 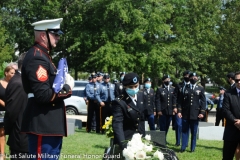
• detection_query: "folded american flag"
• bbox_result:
[53,58,68,93]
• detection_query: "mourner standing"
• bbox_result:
[226,72,236,89]
[4,53,29,160]
[0,66,15,160]
[21,18,72,159]
[215,86,226,126]
[142,78,156,130]
[98,73,115,133]
[174,70,190,146]
[85,73,101,133]
[155,75,176,144]
[112,72,146,156]
[177,72,206,152]
[222,71,240,160]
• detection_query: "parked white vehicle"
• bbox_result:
[64,86,87,115]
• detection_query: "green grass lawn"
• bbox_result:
[4,128,223,160]
[61,128,223,160]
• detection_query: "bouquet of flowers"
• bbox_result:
[102,116,114,138]
[123,133,165,160]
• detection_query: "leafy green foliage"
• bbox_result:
[1,0,240,87]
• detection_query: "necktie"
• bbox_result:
[94,83,96,96]
[107,84,111,101]
[239,91,240,97]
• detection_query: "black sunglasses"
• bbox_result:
[235,79,240,83]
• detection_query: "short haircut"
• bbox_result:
[235,71,240,77]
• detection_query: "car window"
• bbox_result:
[72,90,85,97]
[72,90,79,96]
[74,82,88,87]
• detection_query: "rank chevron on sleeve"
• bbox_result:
[36,65,48,82]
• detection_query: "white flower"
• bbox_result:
[143,144,153,152]
[131,133,142,142]
[153,150,164,160]
[127,141,144,153]
[123,148,135,160]
[135,150,146,159]
[145,134,151,141]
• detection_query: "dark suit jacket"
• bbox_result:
[112,90,146,150]
[177,84,206,120]
[4,72,28,152]
[222,88,240,141]
[155,86,176,115]
[142,88,155,115]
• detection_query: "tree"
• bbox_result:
[169,0,222,87]
[0,16,14,64]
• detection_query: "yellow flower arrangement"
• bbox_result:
[102,116,114,138]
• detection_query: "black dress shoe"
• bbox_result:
[175,144,180,146]
[180,150,185,153]
[191,150,195,152]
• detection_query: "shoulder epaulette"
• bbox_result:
[171,86,175,88]
[115,94,124,101]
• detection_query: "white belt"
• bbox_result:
[28,93,34,98]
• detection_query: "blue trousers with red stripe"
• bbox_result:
[28,134,63,160]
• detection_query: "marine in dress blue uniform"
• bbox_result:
[173,70,190,146]
[177,72,206,152]
[155,75,176,143]
[97,73,115,132]
[85,73,101,133]
[21,18,72,160]
[142,78,156,130]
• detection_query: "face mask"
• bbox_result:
[184,77,190,82]
[145,84,151,89]
[120,76,124,81]
[164,81,170,86]
[190,79,198,84]
[126,88,139,96]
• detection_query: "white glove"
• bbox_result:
[65,73,75,89]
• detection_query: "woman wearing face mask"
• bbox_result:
[143,78,156,130]
[112,72,145,156]
[155,75,177,145]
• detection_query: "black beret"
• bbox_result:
[219,86,226,91]
[226,72,235,79]
[120,72,125,77]
[162,75,170,81]
[122,72,139,86]
[144,78,151,83]
[88,76,92,80]
[103,73,110,79]
[189,72,197,78]
[91,72,97,78]
[183,70,190,76]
